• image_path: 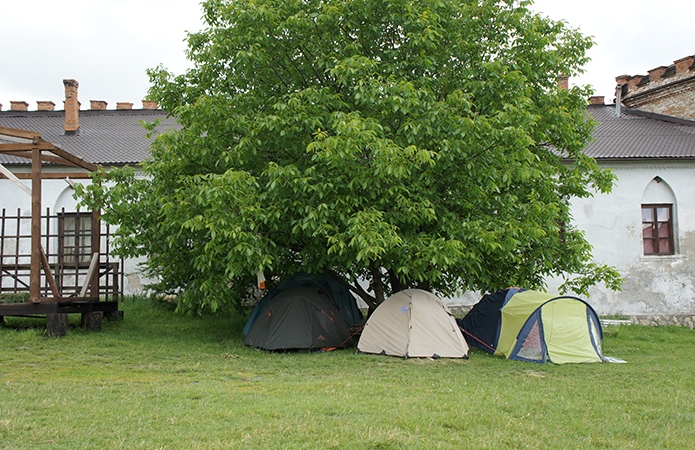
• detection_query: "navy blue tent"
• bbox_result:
[456,288,524,353]
[243,272,363,336]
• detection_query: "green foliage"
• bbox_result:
[77,0,621,313]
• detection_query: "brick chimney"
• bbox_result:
[117,102,133,110]
[90,100,108,110]
[589,96,605,105]
[10,101,29,111]
[37,101,56,111]
[557,76,569,91]
[142,100,158,110]
[63,79,80,134]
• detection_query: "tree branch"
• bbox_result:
[329,269,378,311]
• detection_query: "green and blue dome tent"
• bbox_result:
[458,288,605,364]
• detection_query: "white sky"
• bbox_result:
[1,0,693,110]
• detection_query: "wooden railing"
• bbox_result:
[0,208,122,302]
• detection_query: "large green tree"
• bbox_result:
[79,0,621,313]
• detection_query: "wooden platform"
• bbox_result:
[0,299,121,336]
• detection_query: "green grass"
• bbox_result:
[1,297,694,449]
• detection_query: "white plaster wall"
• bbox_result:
[0,167,150,296]
[447,160,695,314]
[6,161,694,313]
[547,160,695,314]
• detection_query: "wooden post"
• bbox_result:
[30,146,41,302]
[46,313,68,337]
[81,311,103,331]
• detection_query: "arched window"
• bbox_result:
[641,177,677,256]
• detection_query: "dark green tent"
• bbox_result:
[243,271,363,337]
[244,286,353,351]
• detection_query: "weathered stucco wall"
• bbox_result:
[6,161,694,314]
[547,160,695,315]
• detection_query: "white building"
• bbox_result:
[549,105,695,315]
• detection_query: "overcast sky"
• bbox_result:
[1,0,693,110]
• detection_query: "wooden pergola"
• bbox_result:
[0,126,122,335]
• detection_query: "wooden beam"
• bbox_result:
[30,147,41,303]
[0,150,31,159]
[47,144,99,172]
[40,246,61,299]
[40,153,84,168]
[0,150,85,167]
[0,171,93,180]
[90,206,101,298]
[0,142,55,152]
[80,252,101,297]
[0,163,32,195]
[0,145,98,171]
[0,126,42,141]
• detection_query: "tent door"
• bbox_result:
[508,310,546,363]
[541,299,603,364]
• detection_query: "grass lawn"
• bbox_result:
[1,297,694,449]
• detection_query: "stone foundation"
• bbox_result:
[630,314,695,329]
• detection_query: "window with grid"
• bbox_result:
[59,212,93,264]
[641,204,674,255]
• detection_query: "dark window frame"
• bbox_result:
[641,204,674,256]
[58,211,94,265]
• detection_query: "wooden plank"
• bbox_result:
[0,126,42,140]
[0,142,55,152]
[80,252,100,297]
[45,144,99,172]
[30,147,41,303]
[90,208,101,298]
[0,150,84,167]
[0,163,32,196]
[0,171,93,180]
[0,300,119,316]
[40,245,61,299]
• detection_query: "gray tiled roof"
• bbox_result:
[3,104,695,166]
[0,109,178,166]
[585,105,695,160]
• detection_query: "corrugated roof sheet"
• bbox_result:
[585,105,695,159]
[3,104,695,166]
[0,109,178,166]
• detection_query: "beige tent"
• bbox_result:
[357,289,469,358]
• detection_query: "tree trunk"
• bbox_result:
[388,269,404,293]
[370,263,385,305]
